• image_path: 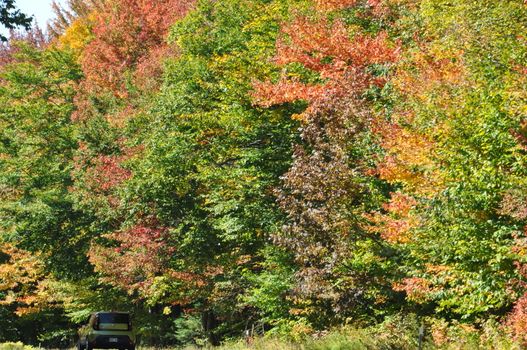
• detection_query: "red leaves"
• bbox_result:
[71,142,138,212]
[78,147,133,204]
[81,0,194,96]
[87,154,132,192]
[90,220,210,304]
[506,293,527,346]
[89,222,174,295]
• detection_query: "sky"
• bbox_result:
[0,0,66,38]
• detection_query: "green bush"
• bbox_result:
[177,315,522,349]
[0,343,36,350]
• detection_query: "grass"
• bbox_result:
[6,315,523,350]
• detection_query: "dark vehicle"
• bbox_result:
[77,312,136,350]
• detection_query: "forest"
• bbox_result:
[1,0,527,348]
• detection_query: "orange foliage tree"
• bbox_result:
[253,10,399,319]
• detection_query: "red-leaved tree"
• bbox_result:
[80,0,194,96]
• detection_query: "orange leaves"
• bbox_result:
[366,192,417,243]
[314,0,359,11]
[275,17,351,71]
[393,277,433,303]
[374,120,442,196]
[0,244,43,292]
[392,265,451,303]
[274,17,397,75]
[252,77,326,109]
[252,16,399,111]
[252,6,402,312]
[375,47,465,198]
[394,47,467,111]
[0,244,54,316]
[370,120,441,245]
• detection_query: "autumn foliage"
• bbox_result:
[80,0,194,96]
[0,244,54,316]
[89,222,172,294]
[4,0,527,346]
[313,0,383,13]
[253,16,399,111]
[252,8,400,317]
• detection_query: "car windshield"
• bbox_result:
[98,313,129,324]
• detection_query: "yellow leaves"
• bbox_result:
[0,244,42,291]
[291,113,306,122]
[58,13,96,57]
[393,46,468,112]
[503,64,527,121]
[375,120,443,196]
[0,243,56,316]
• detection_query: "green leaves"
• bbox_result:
[0,43,88,275]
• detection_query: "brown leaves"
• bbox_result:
[252,9,400,314]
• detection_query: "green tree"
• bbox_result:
[0,42,87,278]
[87,0,303,341]
[380,0,527,321]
